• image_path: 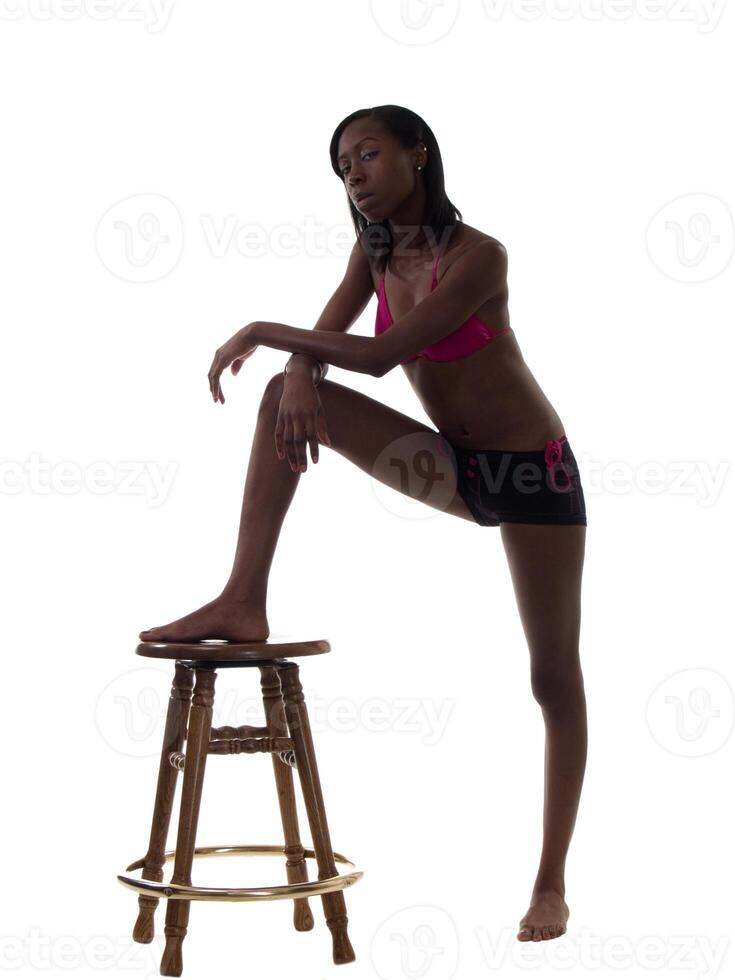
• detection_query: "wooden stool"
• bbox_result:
[117,637,361,976]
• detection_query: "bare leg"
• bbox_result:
[499,522,587,942]
[140,374,474,642]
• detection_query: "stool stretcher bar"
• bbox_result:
[118,844,363,903]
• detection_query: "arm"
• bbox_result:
[250,321,381,377]
[284,353,326,386]
[371,239,509,376]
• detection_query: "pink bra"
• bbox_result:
[375,245,512,364]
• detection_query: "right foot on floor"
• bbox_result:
[139,597,269,643]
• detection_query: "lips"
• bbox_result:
[354,193,374,205]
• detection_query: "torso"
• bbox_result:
[369,222,566,451]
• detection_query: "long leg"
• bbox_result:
[499,522,587,942]
[139,373,474,642]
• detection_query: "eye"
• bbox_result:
[340,150,378,176]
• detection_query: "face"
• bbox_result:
[336,119,423,222]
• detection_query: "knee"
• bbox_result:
[259,372,285,414]
[530,661,585,712]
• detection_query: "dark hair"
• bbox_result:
[329,104,463,274]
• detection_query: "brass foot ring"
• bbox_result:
[118,844,363,902]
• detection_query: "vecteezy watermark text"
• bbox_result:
[480,0,726,33]
[0,452,177,509]
[0,0,176,32]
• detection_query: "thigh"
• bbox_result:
[271,374,476,522]
[499,523,587,676]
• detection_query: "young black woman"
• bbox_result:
[140,105,588,944]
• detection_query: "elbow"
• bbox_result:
[371,352,396,377]
[370,338,398,377]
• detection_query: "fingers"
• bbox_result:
[277,412,333,473]
[274,414,286,461]
[208,358,224,403]
[291,418,308,472]
[282,415,295,470]
[307,427,319,465]
[316,411,332,450]
[284,417,309,473]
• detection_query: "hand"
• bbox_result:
[208,323,259,404]
[275,373,332,472]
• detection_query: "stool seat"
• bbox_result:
[136,634,330,667]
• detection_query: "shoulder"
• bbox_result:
[440,226,507,281]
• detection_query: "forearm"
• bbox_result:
[284,353,327,386]
[251,321,380,377]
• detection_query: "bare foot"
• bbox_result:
[517,888,569,942]
[139,596,269,643]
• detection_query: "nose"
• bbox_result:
[347,165,366,187]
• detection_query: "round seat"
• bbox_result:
[136,634,330,668]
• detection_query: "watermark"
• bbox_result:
[0,453,177,508]
[200,213,355,261]
[95,193,184,283]
[475,925,729,976]
[370,439,730,521]
[370,432,460,522]
[370,0,461,46]
[586,454,729,508]
[0,927,161,976]
[96,666,456,757]
[371,904,460,980]
[646,667,734,757]
[0,0,177,32]
[95,666,174,758]
[369,0,726,43]
[646,193,734,282]
[369,904,729,976]
[480,0,726,33]
[366,434,580,526]
[95,189,464,280]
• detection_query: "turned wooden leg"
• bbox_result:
[160,667,216,978]
[278,663,355,965]
[259,665,314,932]
[132,662,194,944]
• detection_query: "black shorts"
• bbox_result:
[448,435,587,527]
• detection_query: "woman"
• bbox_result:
[140,105,588,944]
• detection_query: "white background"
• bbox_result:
[2,1,734,978]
